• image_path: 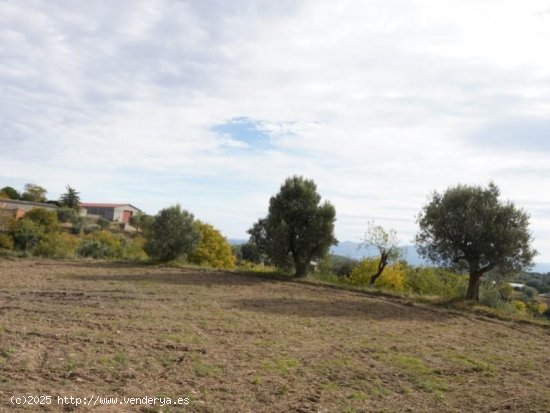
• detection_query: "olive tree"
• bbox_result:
[144,204,200,262]
[21,183,47,203]
[248,176,337,277]
[360,222,402,287]
[415,183,537,301]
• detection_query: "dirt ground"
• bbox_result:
[0,259,549,412]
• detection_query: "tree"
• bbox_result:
[129,212,154,234]
[21,184,47,203]
[144,205,200,262]
[360,222,402,286]
[59,185,81,210]
[416,183,537,301]
[248,176,337,277]
[187,221,236,269]
[0,186,20,199]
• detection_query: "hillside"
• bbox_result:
[1,260,549,412]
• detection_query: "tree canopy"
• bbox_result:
[0,186,20,200]
[415,182,537,301]
[21,183,47,203]
[187,221,236,269]
[360,222,402,286]
[59,185,81,210]
[144,204,200,262]
[249,176,337,277]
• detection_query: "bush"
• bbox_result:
[11,219,45,251]
[121,236,148,261]
[57,207,79,223]
[97,217,111,230]
[78,240,113,259]
[78,230,123,259]
[406,267,468,298]
[512,300,527,314]
[83,225,100,235]
[187,221,236,269]
[34,232,79,258]
[349,258,406,291]
[0,233,14,250]
[145,205,200,262]
[24,208,59,233]
[480,283,504,308]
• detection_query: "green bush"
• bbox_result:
[0,233,14,250]
[406,267,467,298]
[57,207,79,223]
[35,232,79,258]
[97,217,111,230]
[78,230,123,259]
[479,283,504,308]
[121,236,148,261]
[145,205,200,262]
[78,240,113,259]
[12,219,45,251]
[83,225,100,235]
[24,208,59,233]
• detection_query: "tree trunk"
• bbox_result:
[466,272,482,301]
[369,253,388,287]
[294,260,309,278]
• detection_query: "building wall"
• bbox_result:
[113,205,140,223]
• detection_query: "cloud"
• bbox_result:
[1,0,550,262]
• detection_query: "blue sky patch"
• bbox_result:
[212,117,272,151]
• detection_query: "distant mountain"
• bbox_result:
[330,241,426,266]
[229,238,550,272]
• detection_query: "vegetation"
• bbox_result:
[21,183,48,203]
[24,208,59,233]
[0,186,20,199]
[187,221,236,269]
[144,204,200,262]
[360,222,402,286]
[59,185,81,210]
[416,183,537,301]
[129,212,154,233]
[349,258,407,290]
[249,176,337,277]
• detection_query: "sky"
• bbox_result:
[1,0,550,266]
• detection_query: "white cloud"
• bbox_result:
[1,0,550,263]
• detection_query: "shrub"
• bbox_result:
[11,219,45,251]
[512,300,527,314]
[78,240,113,259]
[34,232,79,258]
[187,221,236,269]
[121,236,148,261]
[405,267,468,298]
[480,283,504,308]
[78,230,123,259]
[24,208,59,233]
[145,205,200,262]
[83,225,100,235]
[0,233,14,250]
[97,217,111,230]
[349,258,406,291]
[57,207,79,223]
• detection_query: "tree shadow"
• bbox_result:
[234,297,454,321]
